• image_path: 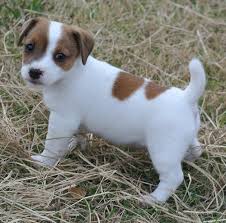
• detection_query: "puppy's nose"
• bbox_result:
[29,68,43,80]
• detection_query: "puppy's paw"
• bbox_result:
[77,135,88,151]
[69,135,87,151]
[140,194,162,206]
[31,154,58,167]
[184,146,202,162]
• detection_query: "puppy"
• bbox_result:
[18,17,206,204]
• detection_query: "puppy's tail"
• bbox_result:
[184,58,206,104]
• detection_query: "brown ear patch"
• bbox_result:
[18,18,38,46]
[21,17,49,64]
[72,27,94,65]
[145,82,168,99]
[112,71,144,100]
[53,25,80,71]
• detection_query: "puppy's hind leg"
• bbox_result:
[184,106,203,162]
[141,135,188,204]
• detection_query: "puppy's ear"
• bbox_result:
[18,18,38,46]
[72,27,94,65]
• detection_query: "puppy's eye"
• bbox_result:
[55,53,66,62]
[25,43,34,52]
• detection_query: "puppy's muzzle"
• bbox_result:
[29,68,43,80]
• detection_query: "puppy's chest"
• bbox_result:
[43,90,73,112]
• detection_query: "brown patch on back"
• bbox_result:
[112,71,144,100]
[21,17,49,64]
[53,25,80,71]
[145,82,168,99]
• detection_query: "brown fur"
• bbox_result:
[19,17,49,64]
[53,24,94,70]
[112,72,144,100]
[18,18,38,45]
[72,26,94,65]
[145,82,168,99]
[53,25,80,71]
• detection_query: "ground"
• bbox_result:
[0,0,226,222]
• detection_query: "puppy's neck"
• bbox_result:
[42,56,97,94]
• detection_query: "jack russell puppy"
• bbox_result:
[18,17,206,204]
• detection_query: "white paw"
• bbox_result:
[184,146,202,161]
[69,135,87,151]
[31,154,58,167]
[77,135,87,151]
[140,194,163,205]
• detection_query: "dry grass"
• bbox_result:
[0,0,226,222]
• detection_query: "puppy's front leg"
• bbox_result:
[32,112,80,167]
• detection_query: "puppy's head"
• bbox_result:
[18,17,94,87]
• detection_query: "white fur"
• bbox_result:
[20,21,206,204]
[184,59,206,104]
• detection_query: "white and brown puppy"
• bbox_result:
[18,17,206,204]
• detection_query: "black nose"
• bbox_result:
[29,68,43,80]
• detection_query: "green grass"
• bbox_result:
[0,0,226,222]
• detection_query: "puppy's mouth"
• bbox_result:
[25,78,43,86]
